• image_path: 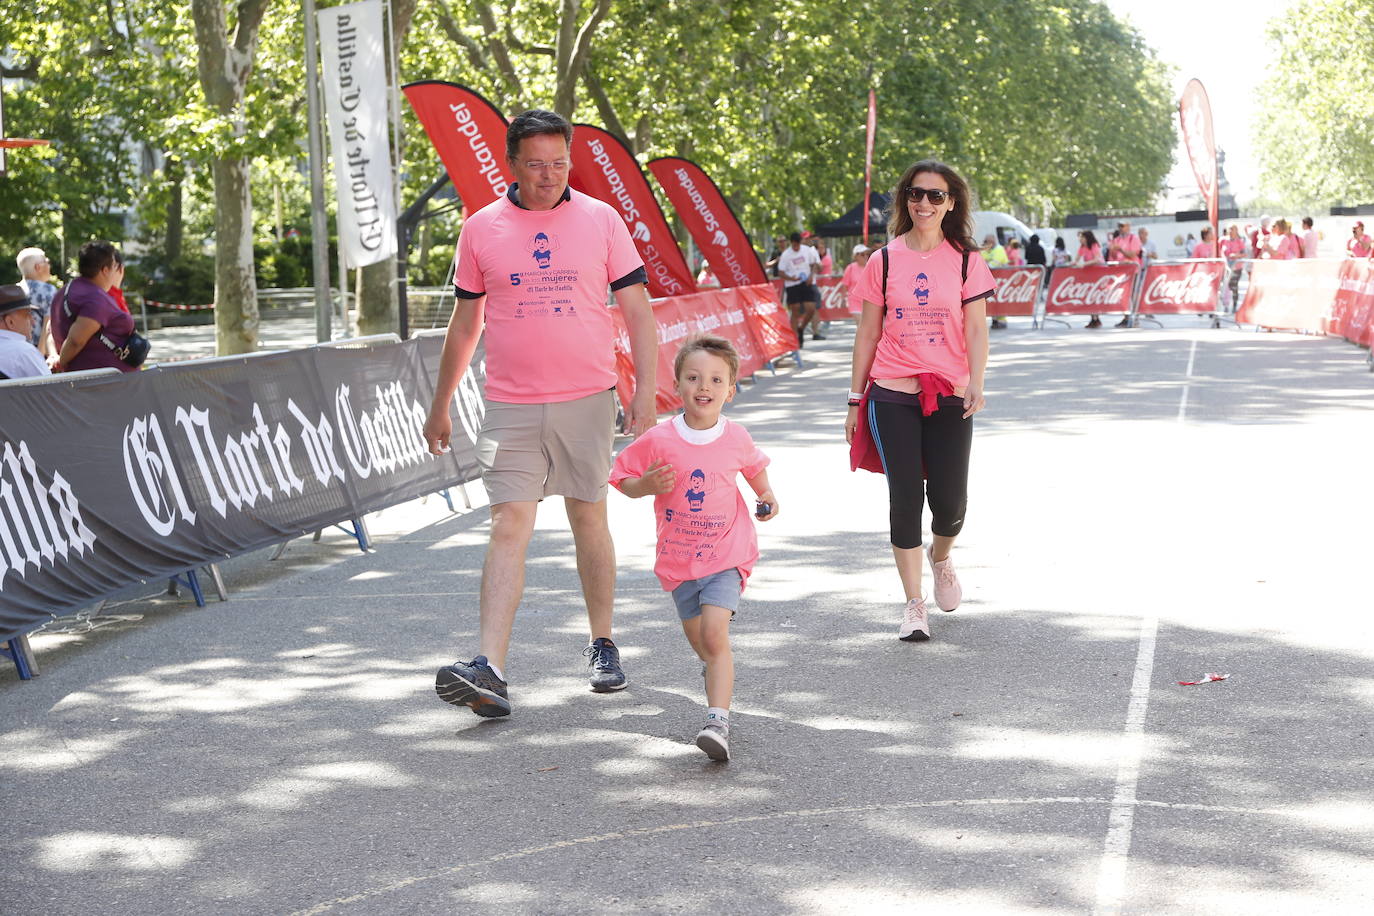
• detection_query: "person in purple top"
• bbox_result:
[51,241,137,373]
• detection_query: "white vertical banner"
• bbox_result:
[318,0,397,268]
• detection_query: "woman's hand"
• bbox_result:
[962,385,986,419]
[845,405,859,444]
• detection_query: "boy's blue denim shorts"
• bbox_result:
[670,568,743,621]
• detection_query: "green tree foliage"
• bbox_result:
[2,0,1177,308]
[1254,0,1374,208]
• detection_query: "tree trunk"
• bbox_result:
[165,157,183,263]
[211,155,259,353]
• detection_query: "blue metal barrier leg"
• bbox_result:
[3,636,37,680]
[167,569,207,607]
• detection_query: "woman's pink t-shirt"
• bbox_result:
[1221,237,1246,260]
[850,239,995,392]
[1193,241,1218,258]
[610,417,769,592]
[1267,234,1300,260]
[1076,244,1102,264]
[1007,248,1025,266]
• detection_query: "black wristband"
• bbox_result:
[847,399,861,407]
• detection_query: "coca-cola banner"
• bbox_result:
[1179,78,1219,232]
[771,276,852,321]
[0,338,484,642]
[402,81,513,210]
[1333,259,1374,347]
[988,266,1044,317]
[1045,264,1140,315]
[1137,260,1226,315]
[647,156,767,288]
[569,124,696,298]
[1236,259,1343,333]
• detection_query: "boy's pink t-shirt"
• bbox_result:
[610,418,769,592]
[842,261,865,314]
[850,239,995,392]
[454,188,644,404]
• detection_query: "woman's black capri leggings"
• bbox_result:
[868,393,972,549]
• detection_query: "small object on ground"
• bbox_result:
[1176,672,1229,686]
[696,722,730,761]
[755,500,771,519]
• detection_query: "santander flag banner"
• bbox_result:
[1044,264,1139,315]
[987,266,1043,317]
[1137,260,1225,314]
[318,0,397,268]
[1179,79,1219,233]
[402,81,513,210]
[569,124,695,298]
[647,156,767,288]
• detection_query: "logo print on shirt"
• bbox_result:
[685,469,706,512]
[526,231,559,269]
[914,272,931,307]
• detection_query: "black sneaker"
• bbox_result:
[1114,316,1132,328]
[435,655,511,717]
[811,333,826,340]
[584,637,628,692]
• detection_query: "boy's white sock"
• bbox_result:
[706,707,730,729]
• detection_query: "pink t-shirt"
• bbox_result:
[610,417,770,592]
[1350,234,1372,258]
[842,261,865,314]
[1267,234,1300,260]
[1007,248,1025,266]
[1302,229,1320,258]
[454,188,644,403]
[1110,233,1142,262]
[850,239,995,392]
[1193,241,1218,258]
[819,252,834,275]
[1076,244,1102,264]
[1221,237,1246,261]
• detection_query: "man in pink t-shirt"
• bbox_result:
[424,109,660,718]
[1108,221,1142,326]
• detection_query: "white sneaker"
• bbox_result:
[899,596,931,641]
[695,721,730,761]
[926,546,962,612]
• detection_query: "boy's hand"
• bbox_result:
[635,460,676,496]
[755,490,778,521]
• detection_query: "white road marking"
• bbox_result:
[1093,614,1160,915]
[1177,339,1198,422]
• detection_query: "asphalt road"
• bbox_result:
[3,317,1372,915]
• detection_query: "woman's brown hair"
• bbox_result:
[886,159,979,253]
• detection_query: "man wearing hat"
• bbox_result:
[1348,221,1371,259]
[0,285,51,379]
[842,243,871,317]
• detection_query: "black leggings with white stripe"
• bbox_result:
[867,391,972,550]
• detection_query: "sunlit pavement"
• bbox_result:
[3,317,1372,915]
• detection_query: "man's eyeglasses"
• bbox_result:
[903,187,951,204]
[521,159,570,172]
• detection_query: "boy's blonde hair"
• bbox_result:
[674,334,740,384]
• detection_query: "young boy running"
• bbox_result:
[610,336,778,761]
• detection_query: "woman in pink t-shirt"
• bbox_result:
[844,158,994,643]
[1074,230,1106,327]
[843,244,870,315]
[1262,219,1300,260]
[1192,226,1219,259]
[1006,239,1025,265]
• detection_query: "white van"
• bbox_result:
[973,211,1057,251]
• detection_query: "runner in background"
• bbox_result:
[776,231,821,345]
[424,109,659,719]
[845,158,994,643]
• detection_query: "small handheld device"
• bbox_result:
[755,500,771,519]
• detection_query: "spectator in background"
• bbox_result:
[1006,239,1024,266]
[1074,230,1105,328]
[980,234,1008,267]
[1262,219,1301,260]
[1301,217,1320,259]
[1138,227,1158,268]
[1025,234,1046,269]
[50,240,137,374]
[0,285,50,379]
[696,260,720,288]
[1108,221,1143,326]
[1221,224,1246,310]
[1050,236,1072,267]
[1348,221,1372,258]
[15,246,57,355]
[814,238,834,276]
[1184,233,1198,258]
[843,244,870,317]
[765,235,787,277]
[1249,216,1272,259]
[1192,226,1218,259]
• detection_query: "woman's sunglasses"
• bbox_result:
[903,186,951,204]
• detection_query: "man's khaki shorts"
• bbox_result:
[475,388,618,505]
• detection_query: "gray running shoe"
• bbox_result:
[584,637,628,692]
[695,721,730,761]
[435,655,511,717]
